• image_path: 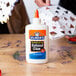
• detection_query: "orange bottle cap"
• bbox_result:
[34,9,39,18]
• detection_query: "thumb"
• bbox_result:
[46,0,50,6]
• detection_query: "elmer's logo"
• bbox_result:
[29,30,46,40]
[35,32,40,36]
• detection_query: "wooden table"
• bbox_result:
[0,34,76,76]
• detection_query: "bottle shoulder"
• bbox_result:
[26,24,48,29]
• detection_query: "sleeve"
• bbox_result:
[7,0,30,34]
[59,0,76,15]
[59,0,69,9]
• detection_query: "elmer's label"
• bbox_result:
[29,30,46,59]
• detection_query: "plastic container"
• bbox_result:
[25,9,49,64]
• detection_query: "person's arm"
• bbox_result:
[7,0,29,33]
[59,0,76,15]
[35,0,50,7]
[59,0,69,9]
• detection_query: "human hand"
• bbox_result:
[35,0,50,7]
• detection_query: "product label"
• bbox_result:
[29,30,46,59]
[31,41,44,52]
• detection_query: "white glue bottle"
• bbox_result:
[25,9,49,64]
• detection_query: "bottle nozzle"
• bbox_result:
[34,9,39,18]
[33,9,40,24]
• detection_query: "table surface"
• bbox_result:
[0,34,76,76]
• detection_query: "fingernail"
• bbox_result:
[47,3,51,6]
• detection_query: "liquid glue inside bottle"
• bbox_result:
[25,9,49,64]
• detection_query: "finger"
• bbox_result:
[46,0,50,5]
[65,36,70,39]
[35,0,46,7]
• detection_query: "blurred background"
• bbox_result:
[0,0,76,36]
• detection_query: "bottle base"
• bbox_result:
[26,59,48,64]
